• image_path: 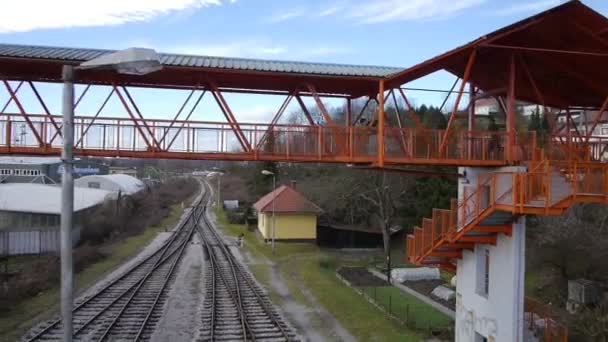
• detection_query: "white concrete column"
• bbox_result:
[455,167,526,342]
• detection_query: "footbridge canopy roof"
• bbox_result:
[386,0,608,109]
[0,43,402,97]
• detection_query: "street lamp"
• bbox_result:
[212,167,224,208]
[261,169,276,254]
[61,48,161,342]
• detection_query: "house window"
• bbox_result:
[476,246,490,297]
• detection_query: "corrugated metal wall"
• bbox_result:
[0,226,80,256]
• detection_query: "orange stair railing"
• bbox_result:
[525,297,568,342]
[407,160,608,268]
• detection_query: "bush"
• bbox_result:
[0,255,59,306]
[319,256,336,270]
[73,244,104,273]
[81,177,197,246]
[227,211,246,224]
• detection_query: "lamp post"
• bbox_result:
[261,169,276,254]
[212,167,223,208]
[60,48,161,342]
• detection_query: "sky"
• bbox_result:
[0,0,607,127]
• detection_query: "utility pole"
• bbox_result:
[216,174,221,208]
[60,65,75,342]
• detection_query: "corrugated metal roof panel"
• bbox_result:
[0,43,403,78]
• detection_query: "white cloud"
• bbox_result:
[0,0,231,33]
[236,105,276,123]
[165,41,288,58]
[346,0,485,24]
[295,46,353,59]
[319,4,345,17]
[269,8,306,23]
[491,0,561,16]
[162,40,352,59]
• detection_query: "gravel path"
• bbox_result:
[267,264,356,342]
[150,233,205,342]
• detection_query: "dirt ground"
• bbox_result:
[268,263,356,342]
[403,279,456,311]
[338,267,388,287]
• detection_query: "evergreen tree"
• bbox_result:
[528,107,541,132]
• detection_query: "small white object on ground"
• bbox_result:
[450,275,457,287]
[391,267,440,282]
[431,285,455,301]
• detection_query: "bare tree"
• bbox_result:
[338,170,411,284]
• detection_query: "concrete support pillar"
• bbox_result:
[455,167,526,342]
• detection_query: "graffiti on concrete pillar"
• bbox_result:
[456,293,498,340]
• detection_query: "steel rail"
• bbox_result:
[25,189,205,342]
[196,205,249,340]
[97,224,196,341]
[197,180,293,341]
[202,214,292,342]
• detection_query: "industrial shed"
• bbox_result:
[253,184,322,242]
[75,174,144,195]
[0,183,111,256]
[0,156,108,184]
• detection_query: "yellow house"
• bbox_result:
[253,184,322,242]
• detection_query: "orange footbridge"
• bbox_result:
[0,2,606,264]
[0,1,605,339]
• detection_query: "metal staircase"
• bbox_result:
[406,158,608,272]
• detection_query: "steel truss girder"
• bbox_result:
[440,49,477,155]
[207,79,251,152]
[2,79,44,146]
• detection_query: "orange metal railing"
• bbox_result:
[525,297,568,342]
[546,134,608,163]
[407,160,608,264]
[0,113,548,165]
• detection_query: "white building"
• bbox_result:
[474,98,547,117]
[75,174,145,195]
[0,183,111,256]
[455,167,526,341]
[474,98,501,116]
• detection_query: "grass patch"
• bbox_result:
[299,257,421,341]
[525,269,540,298]
[0,204,185,341]
[361,286,452,331]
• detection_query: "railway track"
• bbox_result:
[24,191,207,342]
[196,181,297,342]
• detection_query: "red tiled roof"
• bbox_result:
[253,185,322,214]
